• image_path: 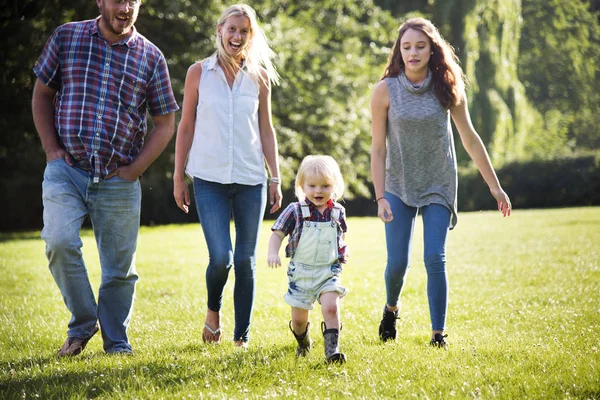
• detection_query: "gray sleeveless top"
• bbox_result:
[385,71,458,228]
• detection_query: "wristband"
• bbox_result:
[376,196,385,202]
[270,177,280,184]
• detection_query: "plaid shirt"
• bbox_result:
[33,18,179,182]
[271,199,348,263]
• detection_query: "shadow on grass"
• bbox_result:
[572,389,600,398]
[1,362,152,399]
[0,229,94,243]
[550,219,600,227]
[0,343,300,398]
[0,231,41,243]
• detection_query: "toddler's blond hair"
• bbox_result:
[295,155,345,201]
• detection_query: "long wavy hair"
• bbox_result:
[382,17,466,109]
[214,4,280,87]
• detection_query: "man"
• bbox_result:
[31,0,179,356]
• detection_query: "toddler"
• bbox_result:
[268,155,348,363]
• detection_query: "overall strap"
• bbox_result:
[330,205,341,221]
[299,201,311,220]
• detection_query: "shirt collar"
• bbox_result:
[205,54,218,70]
[304,198,334,210]
[206,54,248,71]
[90,17,139,48]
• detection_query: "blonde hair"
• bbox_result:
[382,17,466,109]
[295,155,345,201]
[215,4,280,87]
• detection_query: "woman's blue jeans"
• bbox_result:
[193,178,266,342]
[384,192,451,331]
[41,158,140,353]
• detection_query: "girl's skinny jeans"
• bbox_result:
[384,192,451,331]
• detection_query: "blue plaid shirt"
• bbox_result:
[33,18,179,182]
[271,199,348,263]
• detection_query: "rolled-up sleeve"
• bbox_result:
[146,54,179,116]
[33,28,62,90]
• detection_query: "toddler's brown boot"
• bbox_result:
[321,322,346,363]
[290,321,312,357]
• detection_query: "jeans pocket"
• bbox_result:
[107,174,137,183]
[46,157,65,165]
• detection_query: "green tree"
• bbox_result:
[373,0,600,161]
[0,0,98,229]
[260,0,397,198]
[519,0,600,150]
[374,0,548,163]
[445,0,546,162]
[2,0,599,230]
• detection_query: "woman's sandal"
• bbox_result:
[202,323,222,343]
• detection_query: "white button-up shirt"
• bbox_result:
[186,55,266,185]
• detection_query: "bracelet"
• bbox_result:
[375,196,385,202]
[270,177,280,184]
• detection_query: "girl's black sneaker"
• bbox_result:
[378,306,399,342]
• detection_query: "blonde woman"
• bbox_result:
[371,18,511,348]
[268,155,348,363]
[174,4,281,348]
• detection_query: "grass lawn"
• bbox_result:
[1,207,599,399]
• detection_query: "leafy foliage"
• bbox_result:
[458,152,600,211]
[1,0,599,230]
[263,0,396,197]
[519,0,600,150]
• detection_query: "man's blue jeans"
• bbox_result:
[384,192,451,331]
[193,178,266,343]
[41,158,140,353]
